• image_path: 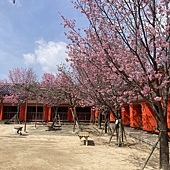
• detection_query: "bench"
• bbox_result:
[13,126,23,135]
[78,131,89,146]
[46,123,61,131]
[48,125,61,131]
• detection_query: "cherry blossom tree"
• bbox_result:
[39,72,64,128]
[40,68,82,132]
[63,0,170,169]
[5,67,38,131]
[40,73,62,105]
[56,64,82,132]
[70,42,132,146]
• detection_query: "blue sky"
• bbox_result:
[0,0,87,81]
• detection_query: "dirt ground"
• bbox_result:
[0,123,159,170]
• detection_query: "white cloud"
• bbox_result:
[23,53,36,65]
[23,39,69,74]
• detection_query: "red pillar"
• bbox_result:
[20,104,26,121]
[94,108,99,122]
[44,106,50,121]
[129,104,142,128]
[141,102,157,132]
[47,107,51,122]
[121,105,130,126]
[110,111,115,122]
[94,109,99,119]
[68,107,73,121]
[167,100,170,136]
[0,104,3,120]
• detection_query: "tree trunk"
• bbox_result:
[104,113,109,133]
[16,103,20,124]
[34,99,38,128]
[159,123,169,170]
[98,112,102,129]
[90,109,95,124]
[73,119,76,132]
[70,106,80,132]
[104,120,108,133]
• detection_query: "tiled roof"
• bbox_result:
[0,85,11,95]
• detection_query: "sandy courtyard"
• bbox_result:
[0,123,159,170]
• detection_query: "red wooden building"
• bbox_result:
[0,84,170,135]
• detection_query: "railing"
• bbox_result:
[27,112,43,121]
[77,112,91,121]
[51,112,68,121]
[3,112,17,119]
